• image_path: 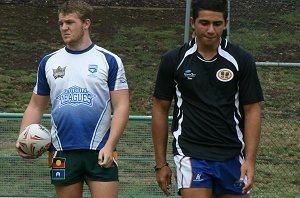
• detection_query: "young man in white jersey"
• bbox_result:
[152,0,264,197]
[16,1,129,197]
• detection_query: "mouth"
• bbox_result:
[62,33,71,38]
[205,36,216,40]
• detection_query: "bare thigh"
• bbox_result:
[181,188,213,198]
[55,182,84,198]
[214,194,250,198]
[87,180,119,198]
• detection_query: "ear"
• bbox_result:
[190,17,196,29]
[83,19,91,30]
[224,19,229,30]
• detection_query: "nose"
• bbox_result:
[60,23,68,31]
[207,24,215,34]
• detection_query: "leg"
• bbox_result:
[87,180,119,198]
[174,156,215,198]
[214,194,250,198]
[50,151,85,198]
[55,182,84,198]
[181,188,213,198]
[84,150,119,198]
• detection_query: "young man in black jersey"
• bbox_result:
[151,0,264,197]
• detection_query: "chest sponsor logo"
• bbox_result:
[216,68,234,82]
[56,85,96,107]
[53,66,66,79]
[184,69,196,80]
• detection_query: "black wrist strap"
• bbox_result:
[154,163,169,172]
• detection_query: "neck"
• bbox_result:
[197,46,218,60]
[196,38,220,60]
[66,35,92,51]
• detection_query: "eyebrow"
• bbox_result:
[58,18,75,23]
[198,18,224,23]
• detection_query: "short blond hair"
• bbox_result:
[58,0,93,22]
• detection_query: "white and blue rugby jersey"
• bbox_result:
[33,43,128,151]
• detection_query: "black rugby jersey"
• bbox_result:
[153,38,264,161]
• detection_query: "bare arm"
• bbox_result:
[19,93,50,131]
[151,97,172,196]
[241,102,262,193]
[152,97,172,166]
[17,93,50,158]
[98,89,129,167]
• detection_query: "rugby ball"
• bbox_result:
[18,124,51,157]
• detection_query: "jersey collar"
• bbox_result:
[65,43,95,54]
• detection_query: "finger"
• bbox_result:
[99,154,107,165]
[98,153,113,168]
[242,179,253,194]
[20,153,36,159]
[157,174,172,196]
[102,157,113,168]
[98,152,104,166]
[239,169,246,182]
[162,182,171,196]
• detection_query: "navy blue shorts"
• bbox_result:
[174,155,247,195]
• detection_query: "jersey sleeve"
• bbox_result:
[33,55,51,96]
[238,48,264,105]
[153,50,177,100]
[106,54,128,91]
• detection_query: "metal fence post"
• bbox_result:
[184,0,191,43]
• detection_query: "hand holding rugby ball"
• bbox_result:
[17,124,51,157]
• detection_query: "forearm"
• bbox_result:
[106,90,129,150]
[244,103,262,163]
[152,114,169,165]
[151,98,171,166]
[20,94,49,132]
[106,105,129,150]
[20,107,44,131]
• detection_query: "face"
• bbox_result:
[58,12,89,47]
[191,10,227,48]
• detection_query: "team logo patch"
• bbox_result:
[88,64,98,78]
[216,68,234,82]
[88,64,98,74]
[56,85,96,107]
[184,69,196,80]
[119,76,127,84]
[52,157,66,169]
[53,66,66,79]
[193,173,205,182]
[52,169,65,180]
[51,157,66,180]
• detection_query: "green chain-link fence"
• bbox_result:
[1,107,299,197]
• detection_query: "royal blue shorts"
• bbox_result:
[174,155,247,195]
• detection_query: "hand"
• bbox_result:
[98,147,114,168]
[156,166,172,196]
[240,160,255,194]
[15,141,39,159]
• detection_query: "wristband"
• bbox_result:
[154,163,169,172]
